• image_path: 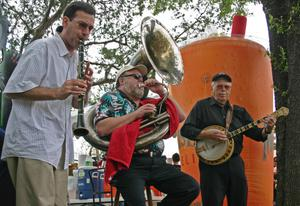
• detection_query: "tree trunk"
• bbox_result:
[262,0,300,205]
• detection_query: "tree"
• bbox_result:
[263,1,300,205]
[2,0,234,103]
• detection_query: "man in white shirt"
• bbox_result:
[1,2,95,205]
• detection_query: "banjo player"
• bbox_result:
[180,72,276,206]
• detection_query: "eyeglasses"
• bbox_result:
[121,74,146,81]
[216,84,231,90]
[71,19,94,31]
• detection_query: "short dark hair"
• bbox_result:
[63,1,95,20]
[212,72,232,82]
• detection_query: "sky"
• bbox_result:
[244,4,269,49]
[74,3,270,160]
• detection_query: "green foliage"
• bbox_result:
[208,0,253,17]
[150,0,193,14]
[270,46,288,73]
[269,14,287,34]
[274,85,288,98]
[268,2,300,34]
[2,0,235,92]
[287,2,300,33]
[3,0,71,51]
[281,90,288,97]
[278,47,288,72]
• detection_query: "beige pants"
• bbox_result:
[7,157,68,206]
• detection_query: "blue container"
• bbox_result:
[77,167,104,199]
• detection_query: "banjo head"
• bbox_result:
[196,138,234,165]
[195,125,235,165]
[196,139,229,161]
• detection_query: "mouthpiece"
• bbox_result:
[139,82,165,88]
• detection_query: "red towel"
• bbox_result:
[104,119,141,183]
[104,98,179,183]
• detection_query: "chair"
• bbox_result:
[113,185,153,206]
[89,168,153,206]
[89,168,114,206]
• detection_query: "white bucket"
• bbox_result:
[78,154,87,167]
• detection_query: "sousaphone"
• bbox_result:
[80,16,184,151]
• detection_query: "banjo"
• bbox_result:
[195,107,289,165]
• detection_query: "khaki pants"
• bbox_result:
[7,157,68,206]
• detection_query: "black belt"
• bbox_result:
[133,150,162,158]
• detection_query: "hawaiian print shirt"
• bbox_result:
[94,90,164,156]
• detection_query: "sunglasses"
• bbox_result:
[121,74,146,81]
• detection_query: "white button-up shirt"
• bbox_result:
[1,33,77,169]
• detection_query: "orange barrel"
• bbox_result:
[171,36,274,206]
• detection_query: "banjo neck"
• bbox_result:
[228,119,261,138]
[227,106,289,139]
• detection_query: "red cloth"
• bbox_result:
[104,98,179,183]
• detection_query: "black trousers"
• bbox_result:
[112,155,200,206]
[200,155,247,206]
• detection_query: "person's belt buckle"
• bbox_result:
[136,148,149,155]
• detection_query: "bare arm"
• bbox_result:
[6,79,87,101]
[6,87,61,100]
[96,112,139,137]
[96,103,156,136]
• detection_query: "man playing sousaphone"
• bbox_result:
[180,72,277,206]
[94,64,199,206]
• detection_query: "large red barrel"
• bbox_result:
[171,36,274,206]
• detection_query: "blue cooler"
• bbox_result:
[76,167,104,199]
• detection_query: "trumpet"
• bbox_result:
[73,40,89,137]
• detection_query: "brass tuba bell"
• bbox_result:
[130,16,183,84]
[82,16,184,151]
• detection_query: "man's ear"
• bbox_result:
[118,77,124,87]
[62,16,69,27]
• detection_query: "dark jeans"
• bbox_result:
[112,155,199,206]
[0,160,16,206]
[200,155,247,206]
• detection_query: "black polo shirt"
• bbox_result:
[180,97,267,156]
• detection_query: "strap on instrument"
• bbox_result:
[225,104,234,136]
